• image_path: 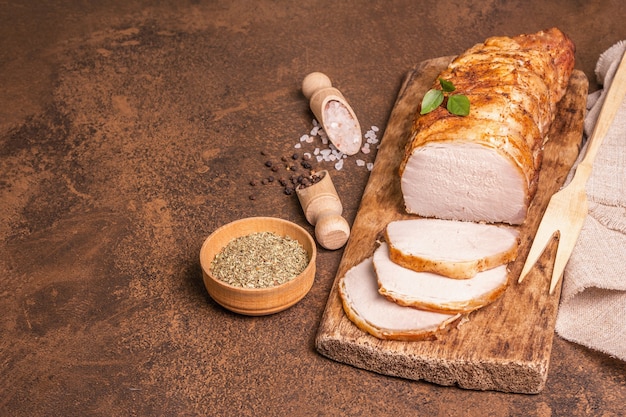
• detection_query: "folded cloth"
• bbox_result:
[555,41,626,361]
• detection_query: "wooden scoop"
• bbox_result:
[296,170,350,250]
[302,72,362,155]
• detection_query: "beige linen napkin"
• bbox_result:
[555,41,626,361]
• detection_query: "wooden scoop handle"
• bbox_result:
[296,170,350,250]
[302,72,333,99]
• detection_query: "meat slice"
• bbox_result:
[374,243,509,313]
[338,256,460,341]
[399,28,575,225]
[385,218,519,279]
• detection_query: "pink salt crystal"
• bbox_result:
[322,100,361,155]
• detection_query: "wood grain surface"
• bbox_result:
[315,57,588,394]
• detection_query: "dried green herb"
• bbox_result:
[420,78,470,116]
[210,232,309,288]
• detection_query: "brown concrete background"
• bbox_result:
[1,1,625,416]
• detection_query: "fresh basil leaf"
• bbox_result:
[447,94,470,116]
[420,89,444,114]
[439,78,455,93]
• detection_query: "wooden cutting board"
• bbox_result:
[315,56,588,394]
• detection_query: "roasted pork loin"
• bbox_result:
[385,218,519,279]
[374,243,509,314]
[399,28,575,224]
[338,257,460,341]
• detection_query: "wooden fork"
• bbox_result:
[518,50,626,294]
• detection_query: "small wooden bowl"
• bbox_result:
[199,217,317,316]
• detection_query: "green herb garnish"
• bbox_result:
[420,78,470,116]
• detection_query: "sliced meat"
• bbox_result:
[338,256,460,341]
[385,218,520,279]
[374,243,509,314]
[399,27,575,225]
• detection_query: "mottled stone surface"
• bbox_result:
[1,1,625,416]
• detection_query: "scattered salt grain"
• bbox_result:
[365,133,379,145]
[292,119,378,173]
[365,127,379,146]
